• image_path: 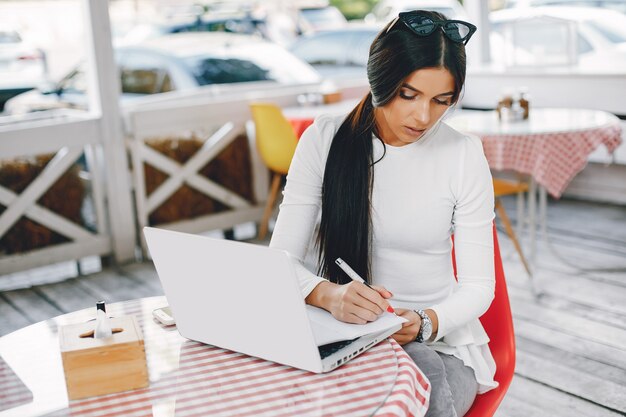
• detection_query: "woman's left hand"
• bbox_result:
[390,308,421,346]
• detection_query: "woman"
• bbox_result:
[270,10,497,417]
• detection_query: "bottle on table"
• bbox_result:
[496,87,514,121]
[519,87,530,120]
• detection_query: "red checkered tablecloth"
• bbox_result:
[446,108,623,198]
[0,297,430,417]
[480,123,622,197]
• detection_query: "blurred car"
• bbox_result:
[297,6,348,32]
[4,32,321,115]
[289,24,379,79]
[365,0,469,24]
[489,6,626,69]
[0,29,48,111]
[119,13,269,45]
[500,0,626,14]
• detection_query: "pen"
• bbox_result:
[335,258,395,314]
[335,258,371,287]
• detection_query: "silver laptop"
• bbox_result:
[143,227,402,373]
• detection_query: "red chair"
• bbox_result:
[452,224,516,417]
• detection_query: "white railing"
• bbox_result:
[125,84,320,253]
[0,111,111,274]
[0,0,134,279]
[0,78,365,275]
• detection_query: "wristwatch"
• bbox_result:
[414,309,433,343]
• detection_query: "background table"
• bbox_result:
[446,108,622,198]
[0,296,430,417]
[446,107,622,266]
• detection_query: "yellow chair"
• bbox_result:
[493,178,533,278]
[250,103,299,240]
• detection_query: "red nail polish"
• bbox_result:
[387,306,395,313]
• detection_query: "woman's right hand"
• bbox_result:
[320,281,394,324]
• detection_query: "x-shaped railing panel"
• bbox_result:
[140,122,252,216]
[0,146,93,241]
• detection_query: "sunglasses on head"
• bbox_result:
[387,12,477,45]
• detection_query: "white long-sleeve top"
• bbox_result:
[270,113,498,393]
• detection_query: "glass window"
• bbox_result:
[197,19,266,37]
[186,42,321,85]
[170,25,197,33]
[577,33,593,55]
[117,52,174,94]
[188,58,270,84]
[290,32,352,66]
[203,21,229,32]
[120,69,173,94]
[586,17,626,44]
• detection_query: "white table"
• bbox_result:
[0,297,431,417]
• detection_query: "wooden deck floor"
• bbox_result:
[1,196,625,417]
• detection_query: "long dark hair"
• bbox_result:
[316,11,468,284]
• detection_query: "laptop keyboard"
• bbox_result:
[318,337,360,359]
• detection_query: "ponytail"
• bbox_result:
[316,92,381,284]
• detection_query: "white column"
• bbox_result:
[83,0,136,262]
[463,0,492,64]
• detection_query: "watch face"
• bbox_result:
[422,322,433,340]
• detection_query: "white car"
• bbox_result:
[489,6,626,70]
[0,29,48,111]
[4,32,321,115]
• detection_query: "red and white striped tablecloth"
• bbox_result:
[0,356,33,413]
[0,297,430,417]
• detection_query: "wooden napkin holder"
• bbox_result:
[59,315,149,400]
